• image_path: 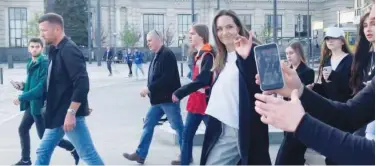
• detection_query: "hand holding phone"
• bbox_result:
[322,66,332,82]
[254,43,285,91]
[10,80,23,90]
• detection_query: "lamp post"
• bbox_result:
[178,34,185,77]
[113,32,117,55]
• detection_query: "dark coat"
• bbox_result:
[200,44,272,165]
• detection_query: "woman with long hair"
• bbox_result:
[286,41,315,85]
[312,27,353,103]
[349,12,375,139]
[275,41,315,165]
[311,26,353,165]
[200,10,271,165]
[170,24,215,165]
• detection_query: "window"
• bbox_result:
[295,15,311,37]
[143,14,164,47]
[238,14,252,30]
[265,15,282,38]
[177,14,192,46]
[8,7,28,47]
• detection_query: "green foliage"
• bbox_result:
[120,23,141,47]
[53,0,88,46]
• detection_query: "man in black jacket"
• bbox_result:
[35,13,104,165]
[103,46,114,76]
[123,30,184,164]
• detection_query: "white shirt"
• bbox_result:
[205,51,240,129]
[331,54,348,71]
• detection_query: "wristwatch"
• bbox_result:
[67,108,77,115]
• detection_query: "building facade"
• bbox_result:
[0,0,356,48]
[91,0,354,48]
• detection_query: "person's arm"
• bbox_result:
[300,78,375,132]
[148,51,175,92]
[300,69,315,85]
[295,114,375,165]
[61,46,90,111]
[18,60,48,101]
[236,44,261,95]
[174,54,214,99]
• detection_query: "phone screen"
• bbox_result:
[254,43,284,91]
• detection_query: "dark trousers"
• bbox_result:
[107,61,112,74]
[19,109,75,161]
[276,132,336,165]
[127,63,133,76]
[181,112,208,165]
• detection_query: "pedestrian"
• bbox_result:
[125,48,134,77]
[170,24,215,165]
[134,49,145,79]
[35,13,104,165]
[103,46,114,76]
[349,12,375,139]
[200,10,271,165]
[275,41,315,165]
[311,27,353,102]
[122,30,184,164]
[12,38,79,165]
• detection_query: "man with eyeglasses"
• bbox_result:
[123,30,184,164]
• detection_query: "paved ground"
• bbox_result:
[0,62,325,165]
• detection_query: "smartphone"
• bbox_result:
[10,80,20,89]
[254,43,285,91]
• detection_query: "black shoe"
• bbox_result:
[13,159,32,165]
[71,149,80,165]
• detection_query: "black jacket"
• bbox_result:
[297,78,375,165]
[313,55,353,102]
[147,45,181,105]
[296,62,315,85]
[174,49,215,100]
[45,37,90,129]
[200,44,271,165]
[103,48,114,61]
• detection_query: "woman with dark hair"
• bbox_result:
[200,10,271,165]
[275,41,315,165]
[170,24,215,165]
[350,12,375,139]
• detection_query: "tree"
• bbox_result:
[25,12,42,38]
[120,23,141,47]
[163,24,175,47]
[53,0,88,46]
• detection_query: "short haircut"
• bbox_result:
[147,29,162,41]
[28,38,44,47]
[38,13,64,29]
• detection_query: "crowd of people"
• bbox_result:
[103,46,145,78]
[8,1,375,165]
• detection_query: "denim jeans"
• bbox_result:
[135,63,144,78]
[19,109,74,161]
[35,117,104,165]
[136,102,184,159]
[181,112,208,165]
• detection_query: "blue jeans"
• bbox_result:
[35,117,104,165]
[181,112,208,165]
[135,63,144,78]
[136,103,184,159]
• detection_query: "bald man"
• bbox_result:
[123,30,184,164]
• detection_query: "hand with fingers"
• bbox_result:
[254,89,306,132]
[234,30,253,59]
[255,62,304,98]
